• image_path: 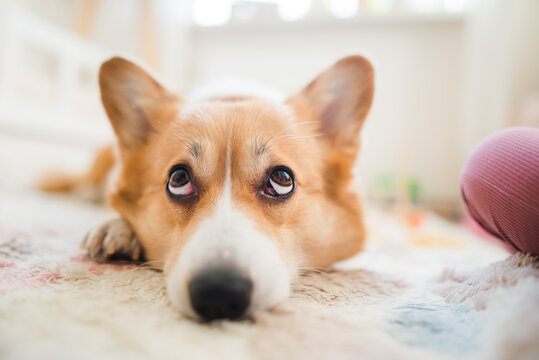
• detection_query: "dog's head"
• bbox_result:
[99,56,374,320]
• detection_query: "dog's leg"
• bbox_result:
[82,218,143,262]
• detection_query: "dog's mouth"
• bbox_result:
[187,267,253,321]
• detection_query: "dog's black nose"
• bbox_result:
[188,269,253,321]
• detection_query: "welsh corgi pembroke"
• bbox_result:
[40,55,374,321]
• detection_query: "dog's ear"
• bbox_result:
[288,56,374,148]
[99,57,179,147]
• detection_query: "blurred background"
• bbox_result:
[0,0,537,220]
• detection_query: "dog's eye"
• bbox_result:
[167,167,194,197]
[264,167,294,198]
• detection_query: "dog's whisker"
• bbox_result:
[138,260,166,271]
[139,260,165,266]
[261,121,321,147]
[124,266,165,274]
[274,132,322,140]
[275,134,324,144]
[139,261,164,266]
[274,120,320,137]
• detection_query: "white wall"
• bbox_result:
[188,17,465,205]
[507,0,539,126]
[2,0,537,212]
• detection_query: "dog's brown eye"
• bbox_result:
[167,167,194,197]
[264,167,294,198]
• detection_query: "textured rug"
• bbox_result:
[0,192,538,360]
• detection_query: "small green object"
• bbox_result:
[407,177,421,204]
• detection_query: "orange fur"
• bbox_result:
[100,56,373,271]
[41,55,374,287]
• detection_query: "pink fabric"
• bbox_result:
[0,264,63,294]
[461,127,539,256]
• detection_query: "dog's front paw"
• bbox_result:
[82,218,143,262]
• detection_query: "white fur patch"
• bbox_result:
[166,195,291,318]
[186,76,285,103]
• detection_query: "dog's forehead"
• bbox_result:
[162,99,301,181]
[177,100,295,135]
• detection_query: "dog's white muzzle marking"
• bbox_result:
[166,201,291,319]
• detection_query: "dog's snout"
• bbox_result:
[188,268,253,321]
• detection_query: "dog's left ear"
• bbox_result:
[288,56,374,148]
[99,57,179,148]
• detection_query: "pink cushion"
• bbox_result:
[461,127,539,255]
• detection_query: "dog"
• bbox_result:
[40,55,374,321]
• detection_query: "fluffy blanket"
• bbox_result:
[0,192,537,360]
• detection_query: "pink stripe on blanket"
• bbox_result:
[0,265,64,293]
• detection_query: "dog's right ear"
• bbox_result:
[99,57,179,147]
[287,55,374,148]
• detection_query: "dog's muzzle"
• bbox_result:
[188,267,253,321]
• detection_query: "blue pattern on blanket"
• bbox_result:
[390,303,480,354]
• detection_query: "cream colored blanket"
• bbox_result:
[0,193,537,360]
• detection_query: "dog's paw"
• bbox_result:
[82,218,143,262]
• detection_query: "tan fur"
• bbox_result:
[41,55,375,275]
